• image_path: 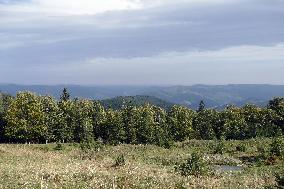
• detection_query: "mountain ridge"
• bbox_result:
[1,84,284,109]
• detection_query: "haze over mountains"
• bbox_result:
[1,84,284,109]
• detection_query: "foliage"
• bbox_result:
[236,144,247,152]
[41,95,64,142]
[197,100,205,112]
[100,109,126,145]
[79,139,103,155]
[54,143,64,151]
[60,88,70,102]
[121,104,138,144]
[270,137,284,157]
[168,105,196,141]
[71,99,94,143]
[114,154,126,166]
[176,151,210,176]
[214,139,227,154]
[5,92,47,143]
[1,89,284,146]
[100,95,174,110]
[135,104,167,145]
[0,93,12,142]
[275,173,284,189]
[57,98,74,143]
[193,109,219,140]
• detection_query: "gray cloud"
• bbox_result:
[0,0,283,84]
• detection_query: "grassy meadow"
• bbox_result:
[0,139,283,189]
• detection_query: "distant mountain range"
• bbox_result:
[1,84,284,109]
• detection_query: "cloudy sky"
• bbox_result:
[0,0,283,85]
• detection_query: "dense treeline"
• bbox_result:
[0,89,283,146]
[99,95,174,111]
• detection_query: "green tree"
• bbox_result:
[101,109,126,145]
[168,105,196,141]
[60,88,70,102]
[222,106,247,140]
[197,100,205,112]
[58,88,74,142]
[41,95,65,143]
[121,104,138,144]
[58,100,74,142]
[267,98,284,135]
[5,92,47,143]
[260,108,281,137]
[0,93,13,142]
[92,101,107,140]
[241,104,263,138]
[72,99,94,143]
[135,104,157,144]
[193,109,219,140]
[133,104,169,146]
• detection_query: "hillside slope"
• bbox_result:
[100,95,175,110]
[1,84,284,109]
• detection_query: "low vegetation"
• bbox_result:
[0,139,283,188]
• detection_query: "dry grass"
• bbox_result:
[0,140,282,189]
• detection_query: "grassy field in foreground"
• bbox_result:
[0,139,283,189]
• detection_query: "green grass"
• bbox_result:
[0,139,283,189]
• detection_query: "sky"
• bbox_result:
[0,0,284,85]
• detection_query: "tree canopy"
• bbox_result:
[0,90,283,145]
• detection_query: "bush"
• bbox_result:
[256,143,281,165]
[264,185,276,189]
[214,140,227,154]
[176,151,210,177]
[257,146,269,159]
[79,139,103,153]
[236,144,247,152]
[78,139,104,160]
[114,154,126,166]
[54,143,64,151]
[275,173,284,189]
[265,155,280,165]
[161,139,174,149]
[270,137,284,157]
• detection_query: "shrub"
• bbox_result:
[176,151,210,177]
[54,143,64,151]
[256,143,280,165]
[214,140,227,155]
[275,173,284,189]
[161,138,174,149]
[265,155,279,165]
[79,139,103,153]
[175,182,187,189]
[236,144,247,152]
[263,185,276,189]
[36,146,50,152]
[78,139,103,160]
[114,154,126,166]
[270,137,284,157]
[257,146,269,159]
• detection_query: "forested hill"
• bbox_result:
[100,95,175,110]
[1,84,284,109]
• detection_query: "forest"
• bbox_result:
[0,88,283,146]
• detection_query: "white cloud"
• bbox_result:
[0,0,239,16]
[23,44,283,85]
[0,0,141,15]
[0,0,283,85]
[85,43,284,67]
